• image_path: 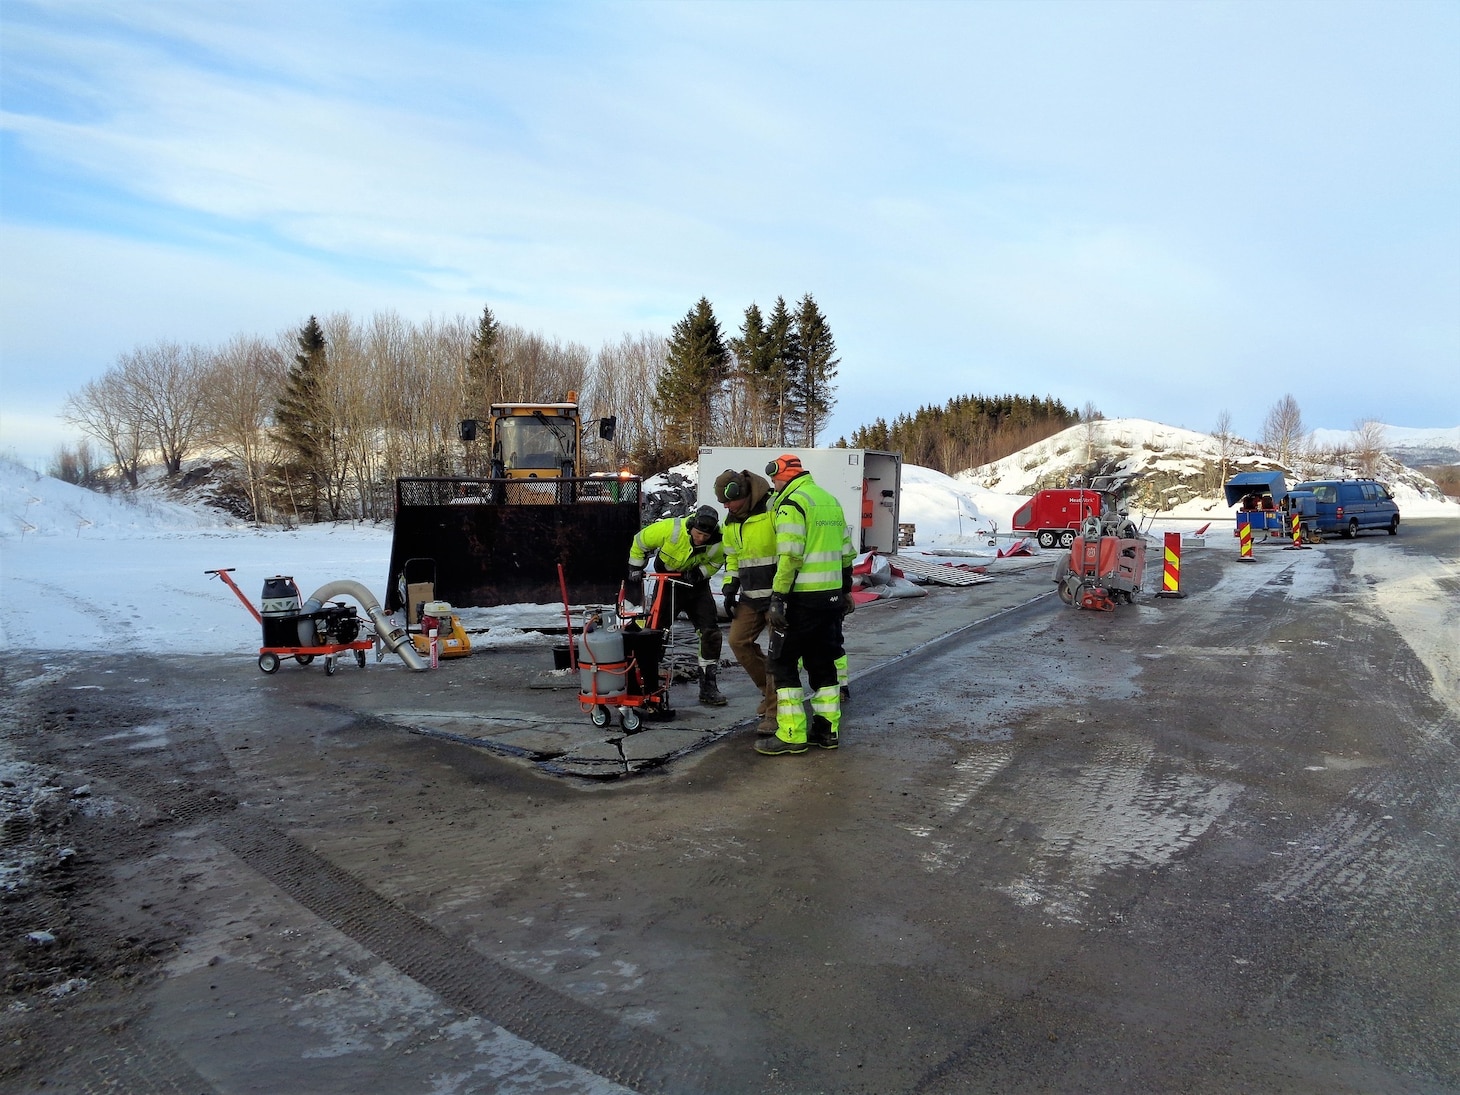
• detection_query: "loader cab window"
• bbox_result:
[495,415,576,471]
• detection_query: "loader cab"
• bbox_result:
[489,400,582,480]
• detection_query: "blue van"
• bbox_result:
[1292,478,1400,538]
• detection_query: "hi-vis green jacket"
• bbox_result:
[722,475,777,606]
[630,516,724,581]
[771,473,855,597]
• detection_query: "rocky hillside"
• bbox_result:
[961,419,1451,515]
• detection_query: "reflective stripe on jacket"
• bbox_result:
[630,516,724,579]
[723,506,777,604]
[771,474,854,595]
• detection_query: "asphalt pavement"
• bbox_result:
[351,553,1060,778]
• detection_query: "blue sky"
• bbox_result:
[2,0,1457,469]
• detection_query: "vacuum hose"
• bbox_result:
[303,579,428,672]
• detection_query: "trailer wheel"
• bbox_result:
[355,649,367,668]
[294,654,314,665]
[258,653,280,674]
[1058,530,1076,548]
[1038,530,1056,548]
[620,708,642,732]
[325,656,337,676]
[591,705,611,728]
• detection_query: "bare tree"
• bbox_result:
[118,341,209,475]
[200,335,287,522]
[585,332,666,470]
[1211,408,1237,488]
[1261,394,1307,467]
[498,326,591,403]
[1351,417,1388,477]
[62,371,146,488]
[47,439,99,486]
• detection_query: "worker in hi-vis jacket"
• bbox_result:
[627,505,728,706]
[758,454,855,755]
[714,468,779,735]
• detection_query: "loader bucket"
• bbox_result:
[385,476,644,610]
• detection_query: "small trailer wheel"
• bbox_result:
[1037,530,1056,548]
[1059,530,1076,548]
[590,705,611,728]
[294,654,314,665]
[325,656,337,676]
[620,708,642,732]
[258,653,280,674]
[355,649,367,668]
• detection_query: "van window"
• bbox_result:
[1375,484,1393,501]
[1311,485,1336,503]
[1361,483,1378,501]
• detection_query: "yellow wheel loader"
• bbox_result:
[385,393,642,610]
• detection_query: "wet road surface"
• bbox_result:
[2,521,1457,1093]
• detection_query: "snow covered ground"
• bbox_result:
[2,449,1455,657]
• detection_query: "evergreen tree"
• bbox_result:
[275,316,329,520]
[792,293,837,445]
[846,392,1080,474]
[654,298,729,461]
[465,304,501,414]
[729,302,776,445]
[762,296,800,447]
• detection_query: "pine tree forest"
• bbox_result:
[847,394,1084,476]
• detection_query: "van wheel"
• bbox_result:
[1038,530,1057,548]
[1346,518,1359,539]
[1388,516,1399,536]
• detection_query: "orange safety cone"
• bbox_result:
[1157,532,1187,598]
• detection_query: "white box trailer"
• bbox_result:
[697,447,902,554]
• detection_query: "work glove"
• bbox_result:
[722,578,740,616]
[767,593,788,632]
[841,593,856,617]
[627,566,644,583]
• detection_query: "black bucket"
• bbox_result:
[552,645,573,670]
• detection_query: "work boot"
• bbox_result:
[755,733,807,756]
[698,664,727,707]
[808,715,839,750]
[755,713,778,736]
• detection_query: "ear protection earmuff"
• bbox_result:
[723,475,747,500]
[765,458,784,477]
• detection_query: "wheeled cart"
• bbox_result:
[575,573,684,731]
[207,568,377,675]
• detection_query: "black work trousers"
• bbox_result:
[768,592,841,692]
[652,578,723,663]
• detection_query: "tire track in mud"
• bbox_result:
[43,698,728,1095]
[207,819,725,1094]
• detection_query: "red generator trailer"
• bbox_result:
[1012,489,1108,549]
